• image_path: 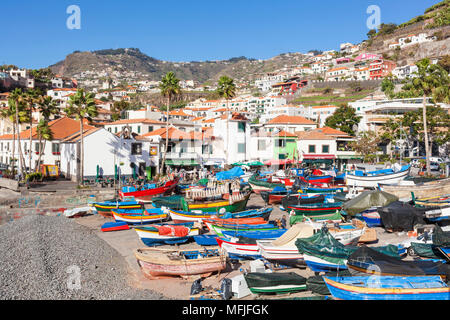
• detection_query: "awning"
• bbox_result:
[166,159,200,166]
[302,154,336,160]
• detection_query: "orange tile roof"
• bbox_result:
[0,117,96,141]
[267,115,315,125]
[192,117,205,121]
[273,130,297,138]
[294,130,331,140]
[319,126,351,137]
[168,109,194,117]
[105,118,164,125]
[312,105,337,109]
[141,127,210,141]
[202,118,217,123]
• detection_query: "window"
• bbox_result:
[322,145,330,153]
[114,127,118,133]
[180,142,188,153]
[238,122,246,133]
[277,139,286,148]
[202,145,212,154]
[148,126,153,132]
[137,126,141,134]
[257,140,266,151]
[238,143,246,154]
[308,145,316,153]
[131,143,142,155]
[35,142,40,153]
[52,143,60,153]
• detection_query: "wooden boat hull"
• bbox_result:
[323,276,450,300]
[119,179,178,203]
[256,240,305,266]
[112,211,168,224]
[346,167,410,188]
[287,203,343,216]
[303,254,348,272]
[93,202,143,217]
[216,237,262,260]
[381,178,450,199]
[134,248,227,278]
[205,221,279,237]
[186,192,251,213]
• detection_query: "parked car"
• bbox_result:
[424,162,440,171]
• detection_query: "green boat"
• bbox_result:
[286,202,343,216]
[248,175,285,194]
[244,272,307,294]
[289,211,343,225]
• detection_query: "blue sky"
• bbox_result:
[0,0,439,69]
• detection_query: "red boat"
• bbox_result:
[279,175,333,187]
[119,178,179,203]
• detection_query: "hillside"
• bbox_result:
[362,0,450,66]
[49,48,308,84]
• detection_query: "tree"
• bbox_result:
[350,131,382,163]
[438,55,450,73]
[35,96,59,171]
[381,77,395,99]
[8,89,29,178]
[380,118,403,157]
[395,58,450,174]
[216,76,236,165]
[159,72,181,175]
[111,100,130,121]
[324,104,361,136]
[23,89,42,174]
[65,89,98,185]
[367,29,377,39]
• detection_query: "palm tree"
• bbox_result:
[23,89,42,174]
[216,76,236,166]
[8,89,29,179]
[158,72,181,175]
[399,59,450,174]
[34,96,59,172]
[65,89,98,185]
[34,119,54,172]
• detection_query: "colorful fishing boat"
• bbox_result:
[424,206,450,222]
[323,275,450,300]
[248,175,285,194]
[216,237,263,260]
[183,191,251,213]
[193,235,219,246]
[260,187,290,205]
[203,216,268,227]
[380,177,450,199]
[346,165,410,188]
[111,208,168,225]
[205,221,280,237]
[101,221,130,232]
[244,272,308,295]
[119,178,179,203]
[256,223,316,267]
[134,247,227,279]
[286,202,343,216]
[222,229,288,239]
[135,223,200,246]
[93,200,143,217]
[346,246,450,280]
[414,195,450,208]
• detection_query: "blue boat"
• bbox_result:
[222,229,288,239]
[193,235,219,246]
[323,275,450,300]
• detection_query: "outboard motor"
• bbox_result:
[190,278,203,295]
[220,278,233,300]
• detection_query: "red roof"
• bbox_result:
[267,115,315,125]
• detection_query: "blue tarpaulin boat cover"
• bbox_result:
[216,167,244,181]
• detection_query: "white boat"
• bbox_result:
[346,164,410,188]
